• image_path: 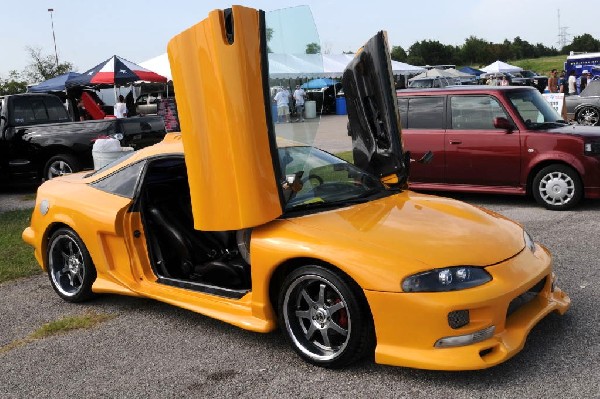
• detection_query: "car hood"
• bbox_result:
[546,124,600,137]
[286,191,525,269]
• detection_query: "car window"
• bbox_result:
[397,98,408,129]
[10,96,70,125]
[506,90,562,125]
[406,97,445,129]
[450,96,508,130]
[89,159,145,198]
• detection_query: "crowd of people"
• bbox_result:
[548,68,593,95]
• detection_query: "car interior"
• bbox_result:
[139,157,252,297]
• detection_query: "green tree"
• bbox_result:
[305,42,321,54]
[390,45,407,62]
[24,46,74,83]
[563,33,600,53]
[461,36,492,65]
[408,40,455,66]
[0,71,28,95]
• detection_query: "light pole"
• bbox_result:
[47,8,59,67]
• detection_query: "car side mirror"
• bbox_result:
[494,117,514,133]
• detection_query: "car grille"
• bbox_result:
[506,276,547,318]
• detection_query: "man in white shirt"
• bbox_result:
[273,88,290,123]
[114,95,128,118]
[567,71,577,95]
[293,85,306,122]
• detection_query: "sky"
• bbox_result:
[2,0,597,79]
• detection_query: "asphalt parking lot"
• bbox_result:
[0,187,598,399]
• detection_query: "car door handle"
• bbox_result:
[449,139,462,144]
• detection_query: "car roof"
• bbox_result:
[397,85,536,95]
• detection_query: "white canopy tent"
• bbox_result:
[481,60,523,74]
[140,53,425,80]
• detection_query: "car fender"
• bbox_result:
[524,151,585,186]
[573,102,600,115]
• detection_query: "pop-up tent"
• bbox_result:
[481,60,522,74]
[140,53,425,80]
[66,55,167,88]
[27,72,82,93]
[459,66,484,77]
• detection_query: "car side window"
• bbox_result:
[90,160,145,198]
[406,97,445,129]
[397,98,408,129]
[450,96,508,130]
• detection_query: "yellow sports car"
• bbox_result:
[22,6,569,370]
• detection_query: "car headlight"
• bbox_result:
[402,266,492,292]
[524,230,536,252]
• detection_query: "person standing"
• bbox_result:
[548,69,558,93]
[274,88,290,123]
[293,85,306,122]
[579,70,589,93]
[558,70,567,93]
[567,70,577,95]
[114,95,128,118]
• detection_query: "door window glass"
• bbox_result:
[406,97,444,129]
[450,96,508,129]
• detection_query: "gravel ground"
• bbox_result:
[0,189,599,399]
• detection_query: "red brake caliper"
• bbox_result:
[334,299,348,329]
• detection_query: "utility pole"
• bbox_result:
[48,8,59,67]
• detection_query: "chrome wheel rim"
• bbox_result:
[47,160,73,180]
[538,171,575,206]
[283,274,350,362]
[578,108,600,126]
[48,234,85,297]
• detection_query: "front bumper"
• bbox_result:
[365,245,570,370]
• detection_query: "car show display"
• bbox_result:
[23,5,570,371]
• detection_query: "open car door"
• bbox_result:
[168,6,283,231]
[342,31,408,186]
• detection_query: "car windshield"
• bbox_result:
[520,70,536,78]
[279,146,388,212]
[506,89,565,127]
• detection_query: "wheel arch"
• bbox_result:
[40,222,76,270]
[268,257,374,327]
[526,159,584,198]
[40,146,88,176]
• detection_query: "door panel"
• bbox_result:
[445,95,521,186]
[399,96,445,183]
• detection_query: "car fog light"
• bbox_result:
[434,326,495,348]
[448,310,470,329]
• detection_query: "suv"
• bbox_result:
[397,86,600,210]
[407,76,455,89]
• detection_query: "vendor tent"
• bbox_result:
[27,72,82,93]
[66,55,167,89]
[139,53,425,80]
[481,60,522,74]
[459,66,484,77]
[408,68,457,81]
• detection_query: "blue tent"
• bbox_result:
[27,72,82,93]
[459,66,484,77]
[301,78,339,89]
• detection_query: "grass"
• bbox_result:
[510,55,567,75]
[335,150,353,163]
[0,311,116,354]
[0,208,39,283]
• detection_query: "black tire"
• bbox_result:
[44,154,81,180]
[47,228,97,302]
[575,106,600,126]
[278,265,374,368]
[532,164,583,210]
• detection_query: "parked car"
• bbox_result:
[407,76,455,89]
[565,80,600,125]
[0,93,166,182]
[397,85,600,210]
[509,70,548,93]
[23,6,570,371]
